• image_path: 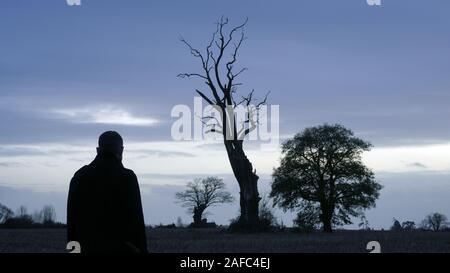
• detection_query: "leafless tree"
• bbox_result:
[41,205,56,224]
[17,205,28,217]
[175,177,234,226]
[179,17,268,229]
[421,212,449,231]
[0,203,14,224]
[32,210,43,223]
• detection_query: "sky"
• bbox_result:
[1,0,450,229]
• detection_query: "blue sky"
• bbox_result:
[1,0,450,228]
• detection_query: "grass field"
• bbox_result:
[0,228,449,253]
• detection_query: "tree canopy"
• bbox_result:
[175,177,234,226]
[271,124,382,232]
[421,212,448,231]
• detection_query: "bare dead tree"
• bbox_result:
[178,17,268,229]
[175,177,234,226]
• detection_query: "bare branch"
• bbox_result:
[202,115,222,127]
[256,91,271,108]
[236,90,270,139]
[180,37,205,63]
[225,17,248,48]
[212,18,228,93]
[226,31,247,86]
[234,67,248,78]
[196,89,215,105]
[177,73,208,80]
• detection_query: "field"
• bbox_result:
[0,228,449,253]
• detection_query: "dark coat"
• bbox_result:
[67,152,147,253]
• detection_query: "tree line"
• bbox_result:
[390,213,449,232]
[0,203,64,228]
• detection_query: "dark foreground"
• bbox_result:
[0,228,449,253]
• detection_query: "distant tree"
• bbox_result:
[279,218,286,230]
[258,195,278,229]
[32,210,43,223]
[401,221,416,231]
[176,217,184,228]
[0,203,14,224]
[17,206,28,217]
[271,124,382,232]
[421,213,449,231]
[391,218,402,231]
[41,205,56,225]
[175,177,234,227]
[358,215,370,230]
[4,205,33,228]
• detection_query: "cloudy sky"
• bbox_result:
[1,0,450,228]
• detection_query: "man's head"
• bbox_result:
[97,131,124,161]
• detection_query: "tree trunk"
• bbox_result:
[320,204,333,233]
[193,206,205,227]
[224,140,260,229]
[322,215,332,233]
[238,170,260,227]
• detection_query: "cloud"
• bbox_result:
[0,147,44,157]
[134,149,195,158]
[0,162,24,167]
[138,172,233,181]
[0,145,89,157]
[363,143,450,173]
[407,162,427,169]
[50,105,158,127]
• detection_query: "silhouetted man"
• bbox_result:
[67,131,147,253]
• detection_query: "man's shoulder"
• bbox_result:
[68,166,90,190]
[72,165,91,180]
[122,167,137,179]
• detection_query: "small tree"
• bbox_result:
[17,206,28,217]
[258,195,278,229]
[271,124,382,232]
[4,205,33,228]
[390,218,402,231]
[358,215,370,230]
[421,213,449,231]
[401,221,416,231]
[41,205,56,225]
[176,217,184,228]
[175,177,234,227]
[32,210,43,223]
[0,203,14,224]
